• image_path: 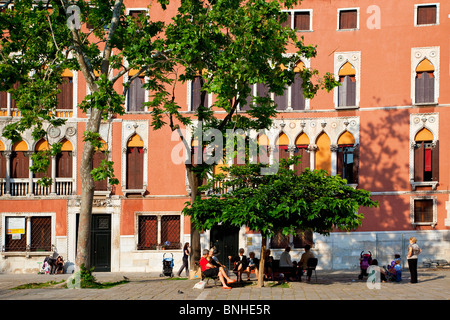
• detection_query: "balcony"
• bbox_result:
[0,178,74,197]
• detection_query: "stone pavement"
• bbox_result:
[0,268,448,318]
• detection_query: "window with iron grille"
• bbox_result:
[137,215,181,250]
[4,216,52,252]
[270,230,313,249]
[414,199,434,223]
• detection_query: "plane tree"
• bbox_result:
[183,157,379,286]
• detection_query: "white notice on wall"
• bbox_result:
[6,217,26,235]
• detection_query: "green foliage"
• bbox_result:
[183,156,378,238]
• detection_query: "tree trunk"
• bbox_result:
[257,237,267,287]
[75,107,103,270]
[186,165,202,271]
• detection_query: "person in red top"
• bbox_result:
[199,249,236,289]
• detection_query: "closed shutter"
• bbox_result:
[126,147,144,189]
[11,151,28,178]
[291,73,305,110]
[432,140,439,181]
[294,146,310,174]
[127,77,146,112]
[34,156,52,179]
[241,83,253,111]
[417,5,437,25]
[294,12,310,30]
[337,147,344,177]
[10,82,20,109]
[416,72,435,104]
[256,82,269,98]
[339,10,357,29]
[0,152,6,178]
[93,151,107,191]
[352,144,360,184]
[57,77,73,110]
[338,76,356,107]
[274,145,289,164]
[56,151,73,178]
[274,89,288,110]
[414,142,424,182]
[0,90,7,109]
[191,76,208,111]
[281,12,291,28]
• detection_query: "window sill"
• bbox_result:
[410,181,438,190]
[335,105,359,110]
[337,28,359,32]
[413,102,438,107]
[123,188,146,196]
[1,251,52,258]
[412,222,437,228]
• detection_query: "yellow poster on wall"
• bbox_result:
[6,217,25,235]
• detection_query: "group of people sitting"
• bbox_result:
[264,245,316,282]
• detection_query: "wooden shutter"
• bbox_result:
[281,12,291,28]
[416,72,435,104]
[274,145,289,164]
[274,89,288,110]
[291,73,305,110]
[339,10,357,29]
[0,152,6,178]
[417,5,437,25]
[294,146,310,174]
[432,140,439,181]
[11,151,29,178]
[127,77,146,112]
[0,90,7,109]
[352,144,360,184]
[56,151,73,178]
[57,77,73,110]
[338,76,356,107]
[256,82,269,98]
[294,12,310,30]
[241,83,253,111]
[126,147,144,189]
[93,151,107,191]
[191,76,208,111]
[10,82,19,109]
[34,156,52,179]
[337,147,344,177]
[414,142,424,182]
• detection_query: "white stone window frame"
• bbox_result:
[281,9,313,32]
[410,196,437,227]
[337,7,360,31]
[409,113,439,190]
[0,212,56,256]
[411,47,440,106]
[134,211,184,251]
[121,120,149,196]
[334,51,361,109]
[414,3,440,27]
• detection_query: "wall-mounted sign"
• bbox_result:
[6,217,25,235]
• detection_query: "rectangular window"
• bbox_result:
[294,11,311,31]
[339,9,358,30]
[414,199,433,223]
[293,230,313,249]
[127,77,146,112]
[137,215,181,250]
[416,5,437,25]
[270,229,313,249]
[4,216,52,252]
[337,145,359,184]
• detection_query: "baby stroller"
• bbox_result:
[160,253,174,277]
[358,251,372,280]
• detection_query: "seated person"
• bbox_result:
[264,249,274,281]
[229,248,248,282]
[279,247,293,268]
[55,256,65,274]
[245,252,259,281]
[200,249,236,289]
[298,244,315,281]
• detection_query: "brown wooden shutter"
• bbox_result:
[0,152,6,178]
[281,12,291,28]
[337,147,344,177]
[274,89,288,110]
[56,151,73,178]
[34,156,52,179]
[0,90,7,108]
[352,144,360,184]
[347,76,356,106]
[339,10,357,29]
[417,5,437,25]
[432,140,439,181]
[294,146,309,174]
[416,72,434,104]
[11,151,29,178]
[191,76,208,111]
[93,151,107,191]
[414,142,424,182]
[127,77,146,112]
[257,82,269,98]
[291,73,305,110]
[294,12,310,30]
[57,77,73,110]
[10,82,19,109]
[126,147,144,189]
[241,83,253,111]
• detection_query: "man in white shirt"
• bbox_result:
[279,247,293,267]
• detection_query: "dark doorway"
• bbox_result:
[210,225,240,270]
[90,214,111,272]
